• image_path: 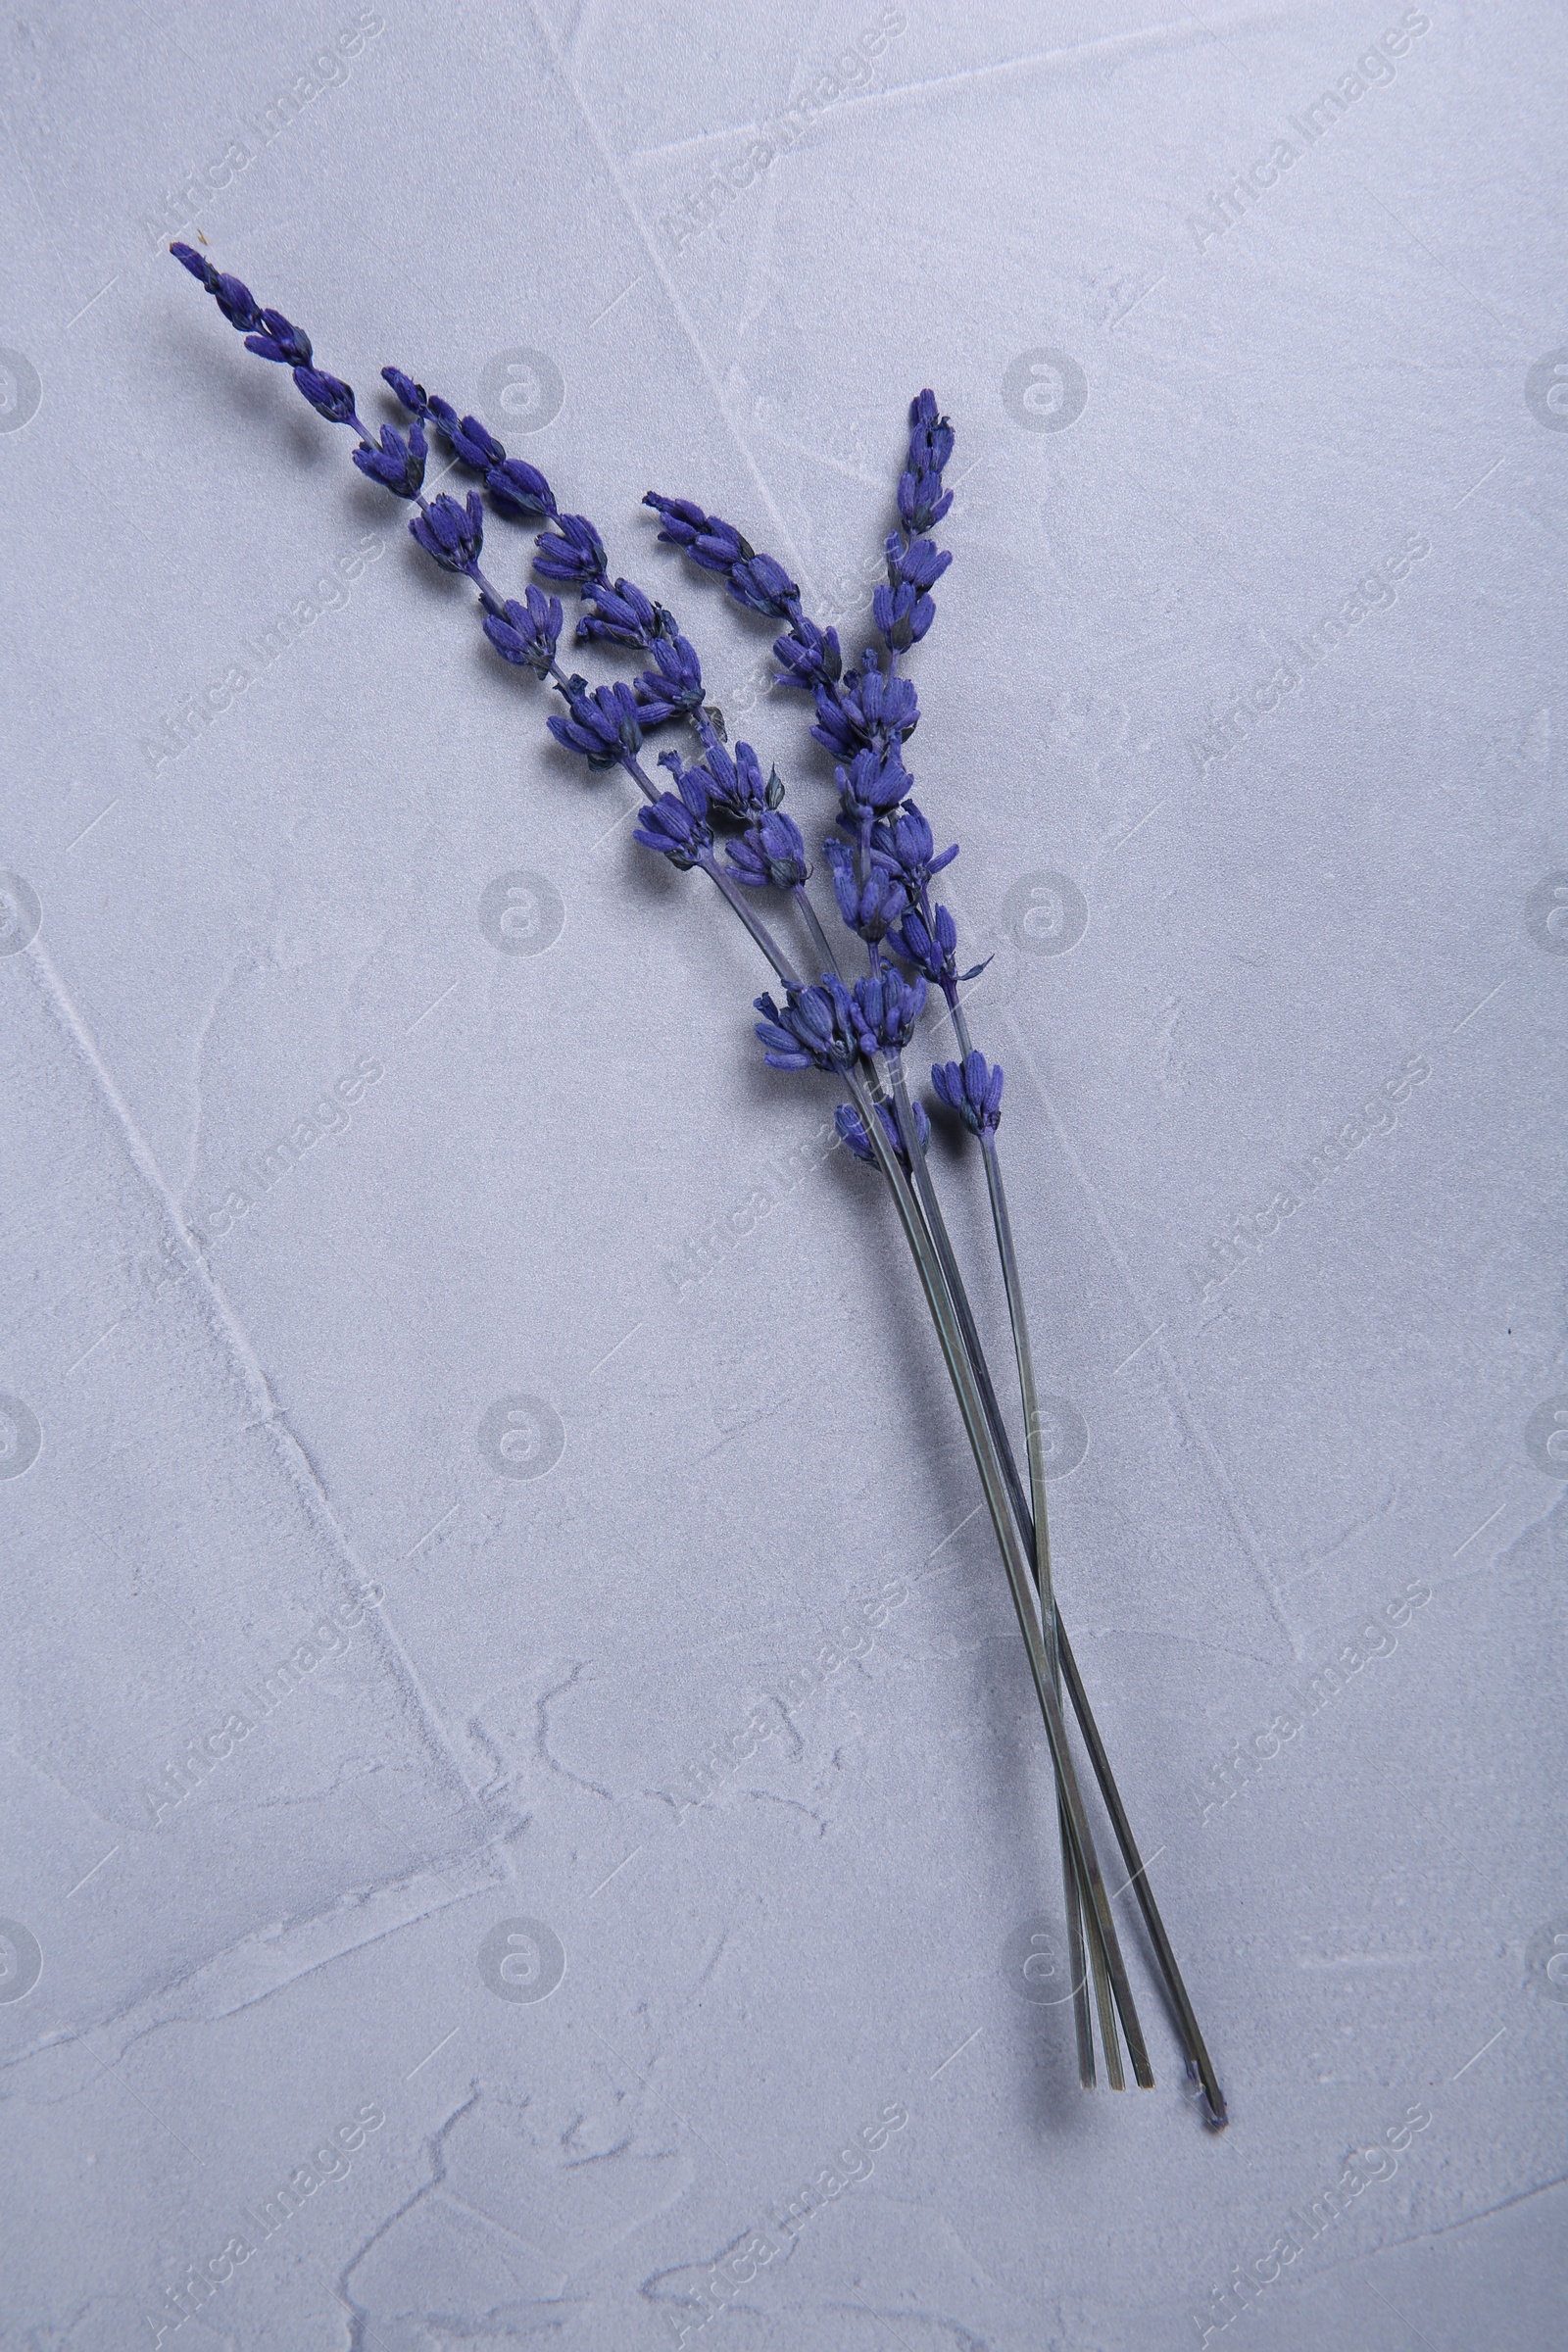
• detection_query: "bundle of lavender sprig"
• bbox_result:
[169,243,1225,2124]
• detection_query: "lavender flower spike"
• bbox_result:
[900,387,955,535]
[643,493,802,620]
[171,243,352,427]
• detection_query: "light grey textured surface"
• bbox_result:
[1,2,1565,2346]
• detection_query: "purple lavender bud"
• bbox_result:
[442,411,505,471]
[897,469,953,537]
[887,533,952,592]
[671,741,740,817]
[533,513,608,591]
[773,615,842,692]
[810,664,919,760]
[209,273,262,332]
[481,585,562,674]
[931,1050,1004,1136]
[753,976,858,1073]
[727,550,799,618]
[486,456,557,520]
[733,742,765,809]
[643,492,754,576]
[422,394,461,443]
[690,520,751,574]
[848,969,925,1057]
[170,244,264,333]
[872,579,936,653]
[243,308,313,367]
[292,366,356,423]
[822,839,907,941]
[353,418,427,499]
[547,680,642,768]
[907,388,955,475]
[641,492,708,550]
[577,577,662,648]
[809,689,860,763]
[739,743,785,811]
[836,747,910,825]
[409,490,484,573]
[728,809,808,890]
[867,664,921,738]
[381,367,429,416]
[836,1098,929,1166]
[889,902,959,986]
[634,762,713,869]
[871,802,956,892]
[633,632,705,724]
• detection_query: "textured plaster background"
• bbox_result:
[0,2,1565,2347]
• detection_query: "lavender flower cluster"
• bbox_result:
[644,397,1001,1159]
[171,241,995,1166]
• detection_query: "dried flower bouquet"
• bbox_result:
[169,243,1225,2124]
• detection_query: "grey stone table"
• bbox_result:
[0,2,1563,2345]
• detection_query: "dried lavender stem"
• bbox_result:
[947,1003,1228,2127]
[840,1063,1153,2089]
[667,866,1122,2093]
[784,819,1117,2085]
[977,1128,1112,2085]
[886,1052,1110,2088]
[615,820,1126,2093]
[797,888,846,983]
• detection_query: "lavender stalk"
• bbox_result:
[831,1060,1153,2086]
